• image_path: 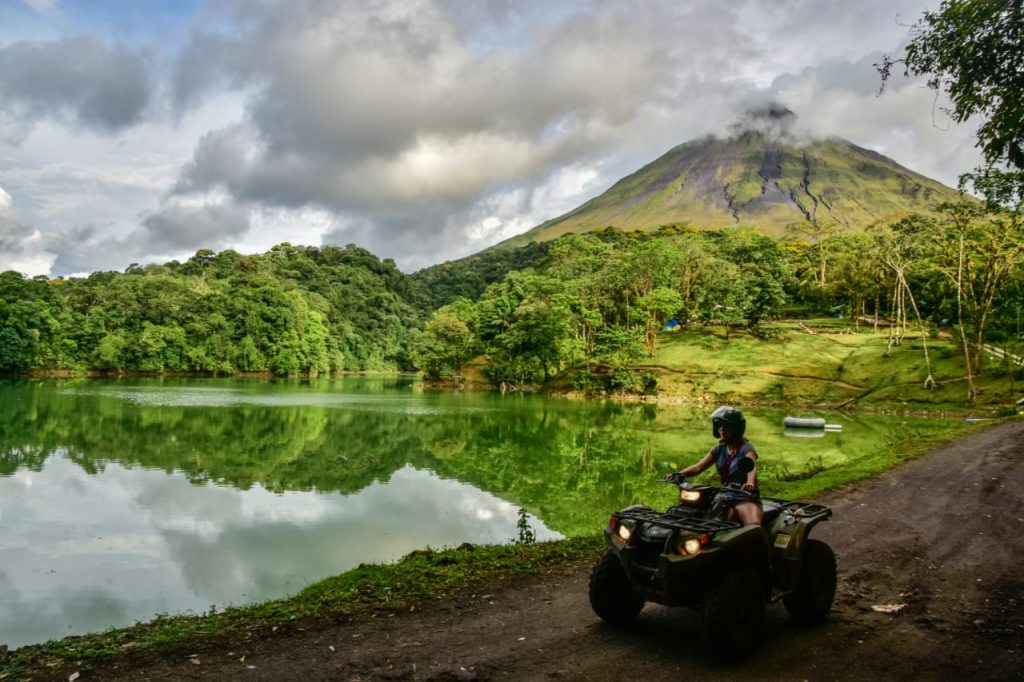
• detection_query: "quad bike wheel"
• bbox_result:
[783,539,837,624]
[588,550,644,625]
[699,569,765,660]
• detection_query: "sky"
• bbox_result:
[0,0,983,277]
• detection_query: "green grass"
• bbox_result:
[647,320,1018,412]
[759,423,985,500]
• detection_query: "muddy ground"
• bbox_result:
[20,420,1024,681]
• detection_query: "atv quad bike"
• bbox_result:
[589,457,836,659]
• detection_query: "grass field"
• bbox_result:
[645,319,1022,413]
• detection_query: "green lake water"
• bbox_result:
[0,377,964,648]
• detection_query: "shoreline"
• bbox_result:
[3,369,1015,417]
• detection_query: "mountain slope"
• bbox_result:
[500,131,967,248]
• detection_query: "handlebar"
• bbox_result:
[719,482,759,497]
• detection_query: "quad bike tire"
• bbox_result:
[588,550,644,625]
[783,538,837,624]
[699,569,765,660]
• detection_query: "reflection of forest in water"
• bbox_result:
[0,378,962,536]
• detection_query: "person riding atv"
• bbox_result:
[588,407,837,659]
[676,405,762,526]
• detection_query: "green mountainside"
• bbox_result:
[499,131,967,248]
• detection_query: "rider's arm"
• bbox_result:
[679,452,714,478]
[742,451,758,491]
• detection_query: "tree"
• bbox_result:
[827,234,888,329]
[784,219,842,299]
[665,234,718,325]
[412,313,474,379]
[928,202,1024,399]
[878,0,1024,205]
[873,217,937,390]
[635,287,684,356]
[722,231,790,324]
[0,326,26,370]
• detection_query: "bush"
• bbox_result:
[569,369,605,393]
[608,369,639,393]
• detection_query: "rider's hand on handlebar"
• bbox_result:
[741,482,755,492]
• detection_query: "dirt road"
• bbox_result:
[32,421,1024,681]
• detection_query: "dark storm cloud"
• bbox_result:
[0,35,152,139]
[0,213,46,274]
[139,201,251,252]
[47,202,250,275]
[0,212,36,255]
[0,188,55,274]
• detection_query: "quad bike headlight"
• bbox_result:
[616,519,635,542]
[679,489,703,504]
[678,535,702,556]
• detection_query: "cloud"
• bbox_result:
[19,0,58,10]
[46,197,251,275]
[0,186,57,276]
[766,53,980,188]
[163,0,770,267]
[0,35,152,140]
[0,0,990,276]
[139,198,251,253]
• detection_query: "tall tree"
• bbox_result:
[878,0,1024,205]
[874,217,938,390]
[928,202,1024,399]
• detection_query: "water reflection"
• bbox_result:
[0,377,963,648]
[0,451,557,648]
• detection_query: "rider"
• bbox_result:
[675,406,764,526]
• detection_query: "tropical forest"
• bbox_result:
[2,195,1023,410]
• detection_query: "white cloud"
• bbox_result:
[19,0,58,11]
[0,185,57,276]
[0,0,990,276]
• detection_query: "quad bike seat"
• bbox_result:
[762,502,782,526]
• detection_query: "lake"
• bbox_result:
[0,377,963,648]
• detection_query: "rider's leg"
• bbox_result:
[734,502,763,526]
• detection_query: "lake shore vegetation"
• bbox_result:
[1,202,1022,410]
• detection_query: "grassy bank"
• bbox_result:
[637,320,1022,413]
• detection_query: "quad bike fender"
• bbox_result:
[767,510,831,593]
[767,511,830,560]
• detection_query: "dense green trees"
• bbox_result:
[2,200,1021,398]
[0,244,421,375]
[410,229,796,389]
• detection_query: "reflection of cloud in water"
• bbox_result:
[0,581,134,650]
[0,560,171,650]
[0,456,557,648]
[157,465,560,604]
[58,387,496,415]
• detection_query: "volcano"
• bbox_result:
[501,113,967,247]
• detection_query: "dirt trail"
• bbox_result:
[26,421,1024,681]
